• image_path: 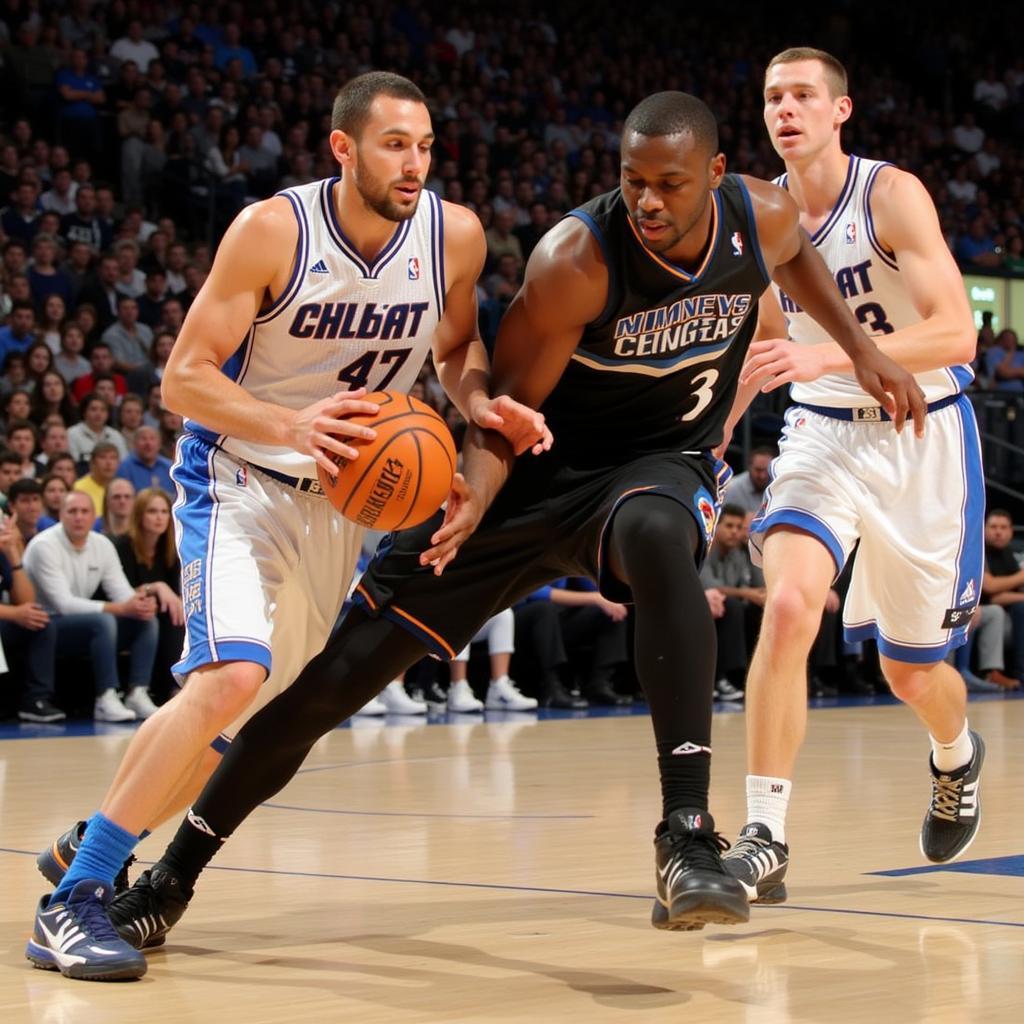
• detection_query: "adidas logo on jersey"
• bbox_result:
[308,259,329,274]
[958,579,976,605]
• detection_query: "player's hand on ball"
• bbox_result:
[289,388,381,477]
[419,473,483,576]
[470,394,552,456]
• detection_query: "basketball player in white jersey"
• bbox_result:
[27,72,548,981]
[717,48,984,903]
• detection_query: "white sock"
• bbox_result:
[930,721,972,773]
[746,775,792,844]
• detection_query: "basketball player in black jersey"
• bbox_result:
[106,92,924,943]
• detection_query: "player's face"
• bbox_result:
[763,60,851,163]
[339,97,434,223]
[620,131,725,257]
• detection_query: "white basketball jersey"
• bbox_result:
[771,156,974,407]
[186,178,447,477]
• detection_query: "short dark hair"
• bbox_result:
[766,47,849,100]
[331,71,426,138]
[9,477,43,501]
[90,340,112,352]
[0,448,21,466]
[987,507,1014,523]
[6,418,37,440]
[720,503,747,521]
[623,92,719,155]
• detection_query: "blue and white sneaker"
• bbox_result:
[26,880,147,980]
[484,676,538,711]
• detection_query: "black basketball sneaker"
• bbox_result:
[37,821,135,894]
[650,809,750,931]
[721,822,790,904]
[920,730,985,863]
[108,867,191,950]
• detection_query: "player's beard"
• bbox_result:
[352,161,422,222]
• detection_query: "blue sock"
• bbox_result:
[51,812,138,905]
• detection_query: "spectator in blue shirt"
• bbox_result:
[0,302,38,365]
[116,425,174,496]
[986,329,1024,393]
[55,49,106,160]
[214,24,257,78]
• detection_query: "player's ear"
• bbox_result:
[330,129,356,169]
[708,152,727,190]
[835,95,853,128]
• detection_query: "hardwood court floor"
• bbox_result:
[1,697,1022,1023]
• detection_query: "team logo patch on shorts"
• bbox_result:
[694,488,718,545]
[942,605,977,629]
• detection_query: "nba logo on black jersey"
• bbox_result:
[407,257,421,280]
[730,231,744,257]
[845,222,857,244]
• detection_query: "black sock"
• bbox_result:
[608,495,717,819]
[157,809,226,896]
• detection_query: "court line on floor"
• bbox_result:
[2,847,1020,930]
[261,801,592,820]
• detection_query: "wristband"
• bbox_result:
[10,563,23,571]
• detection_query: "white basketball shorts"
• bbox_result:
[748,394,984,663]
[170,433,363,744]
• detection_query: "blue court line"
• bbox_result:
[2,846,1021,930]
[870,854,1024,878]
[261,801,593,821]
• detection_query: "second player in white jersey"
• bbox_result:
[718,49,985,902]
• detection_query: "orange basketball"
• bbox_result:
[317,390,457,532]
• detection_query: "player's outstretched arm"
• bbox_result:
[742,177,926,435]
[420,216,607,573]
[431,202,550,457]
[161,198,379,477]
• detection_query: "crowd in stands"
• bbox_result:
[0,1,1022,719]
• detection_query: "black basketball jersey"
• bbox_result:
[541,177,771,465]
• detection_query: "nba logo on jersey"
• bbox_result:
[845,222,857,244]
[236,465,247,487]
[730,231,744,257]
[407,257,421,280]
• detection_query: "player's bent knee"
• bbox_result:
[182,661,266,723]
[880,660,941,705]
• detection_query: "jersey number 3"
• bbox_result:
[681,369,719,421]
[336,348,412,390]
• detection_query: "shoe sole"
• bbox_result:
[650,889,751,930]
[26,941,147,980]
[18,714,66,723]
[484,702,539,711]
[919,734,986,864]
